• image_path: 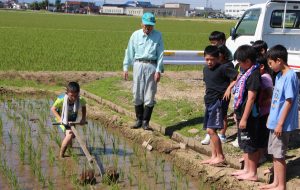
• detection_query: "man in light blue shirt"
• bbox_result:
[123,12,164,130]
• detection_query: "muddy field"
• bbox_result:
[0,71,300,190]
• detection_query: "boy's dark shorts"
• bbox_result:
[203,99,228,130]
[237,116,260,153]
[257,114,270,149]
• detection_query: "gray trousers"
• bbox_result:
[133,60,157,107]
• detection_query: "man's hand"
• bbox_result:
[154,72,161,83]
[123,71,128,81]
[239,119,247,129]
[274,124,283,137]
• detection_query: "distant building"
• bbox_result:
[0,1,4,8]
[101,1,190,17]
[65,1,98,14]
[224,2,252,18]
[101,4,127,14]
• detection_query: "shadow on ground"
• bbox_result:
[164,116,204,136]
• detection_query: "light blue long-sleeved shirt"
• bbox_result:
[123,29,164,73]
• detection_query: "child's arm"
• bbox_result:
[274,98,293,137]
[223,80,236,101]
[80,106,87,125]
[51,106,61,123]
[239,90,257,129]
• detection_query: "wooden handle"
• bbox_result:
[52,121,88,126]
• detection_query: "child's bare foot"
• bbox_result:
[209,157,225,165]
[267,186,285,190]
[236,173,258,181]
[258,183,278,190]
[230,170,247,176]
[201,158,213,164]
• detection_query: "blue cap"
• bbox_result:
[142,12,156,26]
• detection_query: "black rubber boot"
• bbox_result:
[142,106,153,130]
[131,105,144,129]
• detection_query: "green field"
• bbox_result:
[0,10,235,71]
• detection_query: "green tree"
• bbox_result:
[55,0,61,10]
[30,1,40,10]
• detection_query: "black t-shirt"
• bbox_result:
[235,68,261,119]
[203,63,238,105]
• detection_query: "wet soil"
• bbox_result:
[1,71,300,190]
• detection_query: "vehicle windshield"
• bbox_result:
[236,8,261,36]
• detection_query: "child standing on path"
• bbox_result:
[201,45,238,165]
[231,45,261,181]
[51,82,87,158]
[201,31,234,145]
[253,40,273,165]
[259,45,299,190]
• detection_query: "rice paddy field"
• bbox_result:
[0,95,210,189]
[0,10,235,71]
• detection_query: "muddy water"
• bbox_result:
[0,96,209,190]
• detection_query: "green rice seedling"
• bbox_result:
[99,133,106,153]
[160,159,165,172]
[7,130,13,144]
[127,168,133,186]
[71,150,79,164]
[119,169,124,181]
[54,135,61,147]
[138,157,143,170]
[113,155,119,169]
[111,184,120,190]
[37,169,46,187]
[82,125,87,135]
[133,144,139,156]
[0,117,3,139]
[184,177,189,190]
[60,161,67,178]
[111,137,118,155]
[170,179,178,190]
[129,155,134,166]
[47,146,55,167]
[154,170,159,184]
[37,131,44,145]
[48,178,54,190]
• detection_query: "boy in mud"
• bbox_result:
[231,45,261,181]
[201,45,238,165]
[201,31,233,145]
[259,45,299,190]
[51,82,87,158]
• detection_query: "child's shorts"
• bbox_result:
[203,99,228,130]
[237,116,260,153]
[268,130,291,159]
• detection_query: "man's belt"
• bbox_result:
[136,59,157,64]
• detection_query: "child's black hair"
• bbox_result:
[252,40,268,58]
[204,45,220,58]
[257,56,271,74]
[266,44,288,64]
[218,45,230,62]
[209,31,226,41]
[234,45,257,63]
[67,82,80,93]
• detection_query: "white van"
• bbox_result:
[226,0,300,71]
